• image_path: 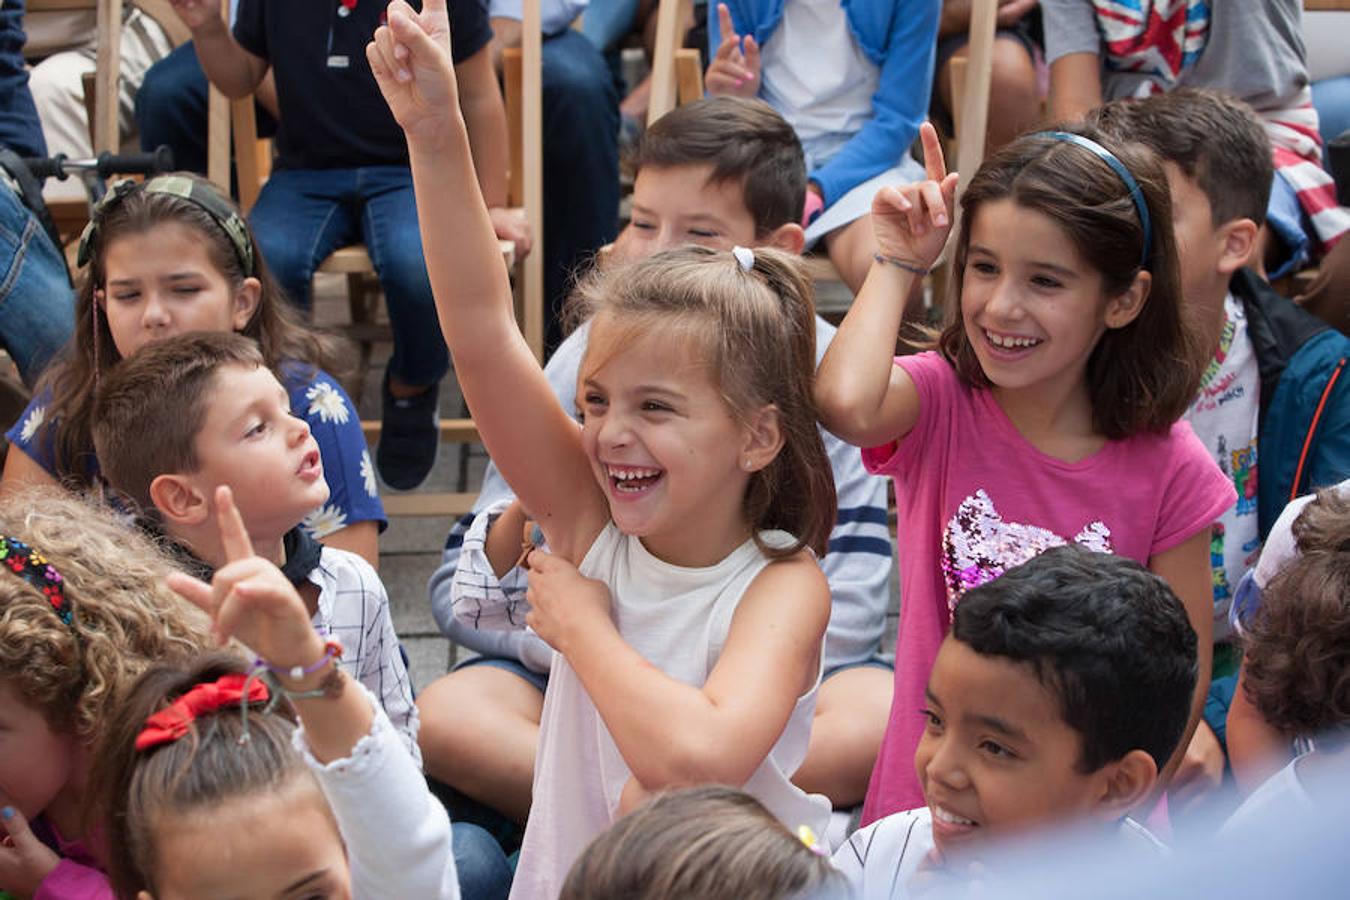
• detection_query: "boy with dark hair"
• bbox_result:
[834,546,1198,895]
[1089,89,1350,779]
[90,332,419,762]
[419,96,894,837]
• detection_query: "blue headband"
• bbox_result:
[1034,131,1152,270]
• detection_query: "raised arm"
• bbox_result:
[168,0,268,98]
[367,2,605,562]
[815,123,956,448]
[524,549,830,789]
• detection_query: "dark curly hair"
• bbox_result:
[1241,489,1350,737]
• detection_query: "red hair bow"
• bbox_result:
[135,673,270,752]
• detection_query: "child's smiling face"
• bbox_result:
[915,636,1125,860]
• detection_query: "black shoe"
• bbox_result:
[377,374,439,491]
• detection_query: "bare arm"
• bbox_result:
[527,551,831,788]
[456,43,510,209]
[318,521,381,570]
[487,15,523,72]
[1048,51,1102,122]
[368,2,605,563]
[168,1,269,98]
[816,124,954,448]
[1227,664,1295,795]
[1149,529,1215,789]
[0,447,58,498]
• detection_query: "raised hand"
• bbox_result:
[705,4,761,98]
[165,486,324,670]
[524,549,614,655]
[367,0,462,148]
[870,122,960,273]
[168,0,223,32]
[0,804,60,898]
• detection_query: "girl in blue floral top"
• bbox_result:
[1,174,385,564]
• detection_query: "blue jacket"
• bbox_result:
[1233,268,1350,536]
[710,0,940,206]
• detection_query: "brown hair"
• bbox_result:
[570,245,836,557]
[92,331,266,518]
[635,97,807,235]
[1241,489,1350,738]
[92,653,331,899]
[561,786,843,900]
[38,173,343,488]
[1087,88,1273,227]
[0,487,212,751]
[936,124,1200,440]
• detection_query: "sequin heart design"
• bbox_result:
[941,490,1113,611]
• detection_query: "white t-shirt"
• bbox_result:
[1183,294,1262,640]
[834,808,1165,899]
[1222,756,1318,837]
[758,0,879,167]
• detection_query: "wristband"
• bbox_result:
[257,639,344,682]
[873,253,929,277]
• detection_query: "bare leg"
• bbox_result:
[937,37,1042,154]
[417,666,544,825]
[791,666,894,808]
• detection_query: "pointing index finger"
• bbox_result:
[919,122,948,184]
[717,4,738,46]
[214,485,256,564]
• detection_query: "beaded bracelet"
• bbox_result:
[257,638,344,682]
[873,253,930,277]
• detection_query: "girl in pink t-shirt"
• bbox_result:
[817,123,1236,821]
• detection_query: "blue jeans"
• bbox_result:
[453,821,513,900]
[580,0,641,53]
[249,165,448,387]
[0,184,73,385]
[541,30,620,353]
[0,0,46,158]
[135,42,278,176]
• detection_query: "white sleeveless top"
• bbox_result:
[508,524,830,899]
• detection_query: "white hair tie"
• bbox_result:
[732,245,755,272]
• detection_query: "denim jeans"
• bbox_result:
[249,165,448,387]
[135,42,278,177]
[0,184,73,386]
[453,821,514,900]
[541,29,620,354]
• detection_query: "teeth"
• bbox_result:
[934,806,976,827]
[986,331,1041,349]
[609,467,661,480]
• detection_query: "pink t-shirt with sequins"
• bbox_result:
[859,352,1236,823]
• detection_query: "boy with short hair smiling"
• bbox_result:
[419,96,894,829]
[834,547,1197,896]
[90,331,419,761]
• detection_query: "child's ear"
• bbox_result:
[149,474,210,527]
[230,277,263,331]
[1217,217,1259,277]
[740,404,784,473]
[1092,749,1158,819]
[765,222,806,256]
[1104,270,1151,329]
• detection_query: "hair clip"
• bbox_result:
[0,534,74,631]
[732,245,755,272]
[797,824,828,857]
[135,673,272,752]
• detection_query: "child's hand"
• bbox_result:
[871,122,960,274]
[165,486,325,670]
[168,0,224,33]
[367,0,463,149]
[705,4,761,98]
[524,550,614,654]
[0,804,61,897]
[489,206,533,260]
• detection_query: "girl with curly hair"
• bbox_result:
[0,489,213,899]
